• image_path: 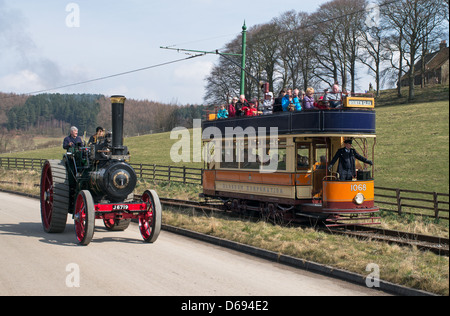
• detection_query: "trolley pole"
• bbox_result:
[240,21,247,96]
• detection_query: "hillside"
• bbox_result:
[0,92,205,153]
[1,99,448,193]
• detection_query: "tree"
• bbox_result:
[382,0,444,101]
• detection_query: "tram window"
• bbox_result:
[241,143,259,170]
[261,139,287,171]
[297,144,310,170]
[276,148,287,171]
[314,145,327,170]
[221,140,239,169]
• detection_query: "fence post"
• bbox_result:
[153,164,156,181]
[433,192,439,219]
[168,166,171,182]
[183,166,186,184]
[396,189,402,216]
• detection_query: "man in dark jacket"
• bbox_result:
[63,126,83,150]
[328,139,373,181]
[88,126,105,146]
[235,94,250,117]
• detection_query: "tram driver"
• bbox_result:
[328,139,373,181]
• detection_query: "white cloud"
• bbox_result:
[173,60,214,81]
[0,70,45,93]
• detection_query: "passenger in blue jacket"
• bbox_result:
[292,89,302,111]
[63,126,83,150]
[217,105,229,119]
[281,89,292,111]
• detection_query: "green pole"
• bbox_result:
[240,21,247,96]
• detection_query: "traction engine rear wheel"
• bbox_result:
[74,190,95,246]
[139,190,162,243]
[40,160,70,233]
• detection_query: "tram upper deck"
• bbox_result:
[202,96,376,138]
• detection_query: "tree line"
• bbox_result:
[6,93,102,134]
[204,0,449,105]
[0,92,206,139]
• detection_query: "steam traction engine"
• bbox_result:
[40,96,162,245]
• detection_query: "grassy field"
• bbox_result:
[2,99,448,193]
[1,170,448,295]
[1,89,449,294]
[375,100,449,193]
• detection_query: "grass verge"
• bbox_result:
[2,171,447,295]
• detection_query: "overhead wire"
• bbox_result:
[0,54,204,100]
[1,0,404,100]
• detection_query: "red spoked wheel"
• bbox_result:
[74,190,95,246]
[139,190,162,243]
[40,160,69,233]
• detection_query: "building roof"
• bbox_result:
[402,42,449,80]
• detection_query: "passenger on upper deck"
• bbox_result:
[236,95,250,117]
[292,89,302,111]
[217,104,229,119]
[324,84,342,109]
[228,97,238,118]
[273,90,285,113]
[281,89,293,112]
[302,88,315,110]
[243,101,258,116]
[261,92,274,115]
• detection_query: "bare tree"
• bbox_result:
[382,0,444,101]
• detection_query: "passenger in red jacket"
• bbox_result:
[228,97,238,118]
[244,101,258,116]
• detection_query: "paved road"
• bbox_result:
[0,192,389,296]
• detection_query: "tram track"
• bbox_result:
[0,182,448,256]
[158,197,449,256]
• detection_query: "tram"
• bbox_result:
[201,94,380,227]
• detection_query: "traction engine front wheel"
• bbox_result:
[139,190,162,243]
[74,190,95,246]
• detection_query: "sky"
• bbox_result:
[0,0,335,104]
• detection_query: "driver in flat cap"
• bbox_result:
[328,139,373,181]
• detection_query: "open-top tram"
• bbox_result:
[201,95,380,227]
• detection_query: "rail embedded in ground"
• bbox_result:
[0,157,448,221]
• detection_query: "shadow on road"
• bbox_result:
[0,221,146,246]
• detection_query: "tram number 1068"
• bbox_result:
[351,184,367,192]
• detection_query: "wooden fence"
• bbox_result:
[131,163,203,185]
[375,187,449,221]
[1,157,448,220]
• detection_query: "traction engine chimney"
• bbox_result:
[110,95,126,156]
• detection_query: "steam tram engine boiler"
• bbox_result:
[40,96,162,245]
